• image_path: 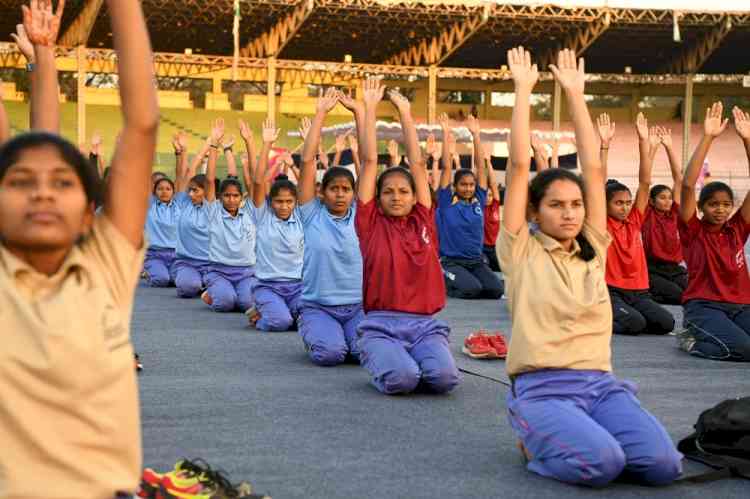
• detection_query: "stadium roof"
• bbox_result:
[0,1,749,74]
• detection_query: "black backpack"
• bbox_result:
[678,397,750,482]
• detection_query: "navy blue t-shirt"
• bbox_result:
[436,186,486,260]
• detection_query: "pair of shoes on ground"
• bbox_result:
[462,330,507,359]
[675,327,697,354]
[244,306,261,328]
[138,458,269,499]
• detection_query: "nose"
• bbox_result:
[31,182,54,201]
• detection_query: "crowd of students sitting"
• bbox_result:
[1,1,749,497]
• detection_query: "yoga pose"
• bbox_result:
[0,0,159,495]
[676,103,750,361]
[500,46,681,487]
[355,79,459,395]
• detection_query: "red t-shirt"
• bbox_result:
[606,208,649,290]
[483,199,501,246]
[642,203,683,264]
[679,211,750,304]
[355,199,446,315]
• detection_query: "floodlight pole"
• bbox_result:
[682,74,694,169]
[428,65,437,124]
[77,45,86,145]
[553,79,561,132]
[267,56,277,120]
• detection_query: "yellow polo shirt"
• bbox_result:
[497,223,613,376]
[0,215,144,499]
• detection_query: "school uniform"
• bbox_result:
[297,198,364,366]
[642,203,687,304]
[679,212,750,361]
[356,199,459,395]
[482,198,502,272]
[203,200,257,313]
[173,192,211,298]
[436,186,504,299]
[143,194,180,287]
[0,215,145,498]
[606,209,675,335]
[249,200,304,332]
[497,223,682,487]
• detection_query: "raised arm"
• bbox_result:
[333,133,346,167]
[633,122,659,214]
[484,143,500,204]
[530,133,549,172]
[238,119,257,190]
[732,106,750,223]
[223,134,238,178]
[254,117,279,208]
[23,0,65,133]
[659,127,682,204]
[549,49,606,232]
[680,102,728,223]
[348,135,361,179]
[338,88,366,165]
[550,136,560,168]
[466,114,487,190]
[205,118,224,202]
[188,139,210,179]
[0,83,9,144]
[89,131,105,178]
[387,140,401,168]
[172,132,190,192]
[358,78,385,204]
[101,0,158,246]
[596,113,615,180]
[299,89,339,204]
[504,46,538,234]
[438,113,453,189]
[389,88,429,207]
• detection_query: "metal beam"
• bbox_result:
[663,16,733,74]
[242,0,315,58]
[538,10,612,70]
[383,5,490,66]
[58,0,104,48]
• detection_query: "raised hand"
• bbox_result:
[210,118,225,145]
[176,131,188,152]
[551,136,561,156]
[732,106,750,141]
[660,127,673,148]
[549,48,585,95]
[466,114,481,137]
[335,133,347,153]
[347,134,359,154]
[318,145,329,168]
[648,126,661,151]
[11,24,34,61]
[238,119,254,142]
[298,117,311,141]
[222,134,236,150]
[507,45,538,91]
[171,133,182,154]
[22,0,66,47]
[338,88,363,115]
[425,133,436,156]
[387,139,399,160]
[704,101,729,138]
[316,86,339,114]
[362,77,385,108]
[596,113,616,146]
[635,112,649,141]
[90,131,102,153]
[262,117,280,144]
[387,88,410,113]
[483,142,493,162]
[530,133,543,151]
[447,132,456,157]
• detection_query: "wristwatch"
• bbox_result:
[26,62,35,72]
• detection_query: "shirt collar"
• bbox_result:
[451,193,479,205]
[0,244,89,284]
[535,231,582,256]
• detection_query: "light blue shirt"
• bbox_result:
[298,198,362,305]
[174,192,210,261]
[145,194,180,249]
[249,201,304,281]
[206,200,257,267]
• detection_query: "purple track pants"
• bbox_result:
[298,302,364,366]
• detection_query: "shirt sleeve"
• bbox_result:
[497,224,531,279]
[729,210,750,241]
[437,187,453,209]
[205,200,222,223]
[628,205,644,228]
[678,213,702,247]
[174,191,191,210]
[298,198,321,226]
[80,215,146,313]
[476,186,488,207]
[582,223,612,267]
[355,198,378,241]
[245,199,267,226]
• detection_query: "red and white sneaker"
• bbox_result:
[462,331,495,359]
[488,332,508,359]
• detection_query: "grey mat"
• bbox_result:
[132,286,749,499]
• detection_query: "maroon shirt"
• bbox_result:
[355,199,445,315]
[642,203,683,264]
[483,199,501,246]
[679,211,750,304]
[606,208,649,290]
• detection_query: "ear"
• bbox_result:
[81,202,96,237]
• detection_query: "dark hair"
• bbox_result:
[270,177,298,199]
[153,177,175,195]
[321,166,355,191]
[605,179,630,202]
[528,168,595,262]
[376,166,416,198]
[453,168,476,187]
[219,177,243,195]
[151,171,167,182]
[698,181,733,209]
[649,184,671,201]
[0,131,102,206]
[189,173,208,191]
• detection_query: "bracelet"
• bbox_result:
[223,146,233,152]
[209,143,219,149]
[601,147,609,150]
